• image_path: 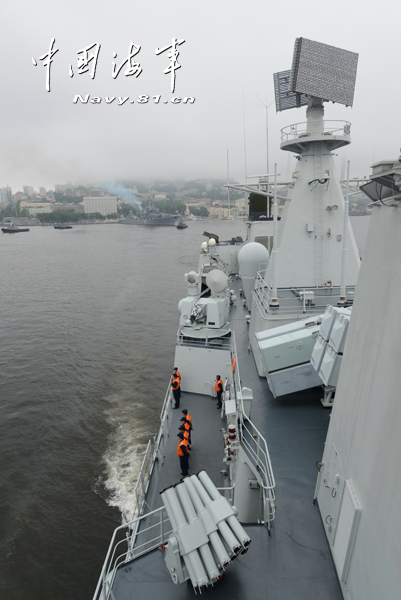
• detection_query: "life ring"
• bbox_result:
[232,356,236,373]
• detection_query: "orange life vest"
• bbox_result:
[215,379,223,393]
[172,375,180,390]
[177,438,189,457]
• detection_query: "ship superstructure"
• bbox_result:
[314,156,401,599]
[245,38,362,375]
[119,200,178,226]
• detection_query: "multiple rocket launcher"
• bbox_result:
[161,470,251,592]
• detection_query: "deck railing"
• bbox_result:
[176,333,232,350]
[93,506,173,600]
[231,333,276,530]
[253,270,354,316]
[281,120,351,143]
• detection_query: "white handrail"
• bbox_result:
[230,332,276,528]
[93,505,169,600]
[281,120,351,142]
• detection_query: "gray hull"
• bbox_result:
[119,215,177,226]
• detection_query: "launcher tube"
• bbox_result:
[198,471,251,547]
[163,488,208,588]
[176,483,220,581]
[190,475,241,555]
[183,478,230,567]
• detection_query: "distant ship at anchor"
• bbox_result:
[119,200,178,226]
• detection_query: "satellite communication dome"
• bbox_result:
[187,271,197,283]
[201,241,208,250]
[238,242,269,278]
[208,238,216,247]
[206,269,228,294]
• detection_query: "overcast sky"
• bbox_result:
[2,0,401,192]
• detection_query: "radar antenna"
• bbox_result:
[273,37,358,112]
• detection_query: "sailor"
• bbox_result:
[178,424,191,448]
[171,370,181,409]
[215,375,224,409]
[180,416,192,438]
[177,432,189,477]
[181,409,194,429]
[173,366,181,379]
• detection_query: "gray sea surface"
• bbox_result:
[0,216,369,600]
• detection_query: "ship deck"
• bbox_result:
[110,280,342,600]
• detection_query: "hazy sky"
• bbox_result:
[2,0,401,192]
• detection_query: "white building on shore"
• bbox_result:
[81,196,117,216]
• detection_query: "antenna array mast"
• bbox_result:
[246,37,361,377]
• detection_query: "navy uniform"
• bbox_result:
[171,371,181,409]
[179,424,191,448]
[177,432,189,477]
[215,375,223,409]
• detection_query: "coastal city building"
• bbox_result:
[0,186,12,203]
[20,201,51,215]
[81,196,117,216]
[23,185,34,197]
[51,203,84,213]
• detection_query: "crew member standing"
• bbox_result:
[215,375,224,409]
[180,416,192,443]
[171,369,181,409]
[181,409,193,430]
[178,424,191,448]
[177,432,189,477]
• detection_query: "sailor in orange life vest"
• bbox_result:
[177,432,190,477]
[181,409,193,430]
[215,375,224,409]
[171,367,181,409]
[178,424,191,448]
[180,417,192,442]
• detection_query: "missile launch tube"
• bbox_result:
[161,490,197,586]
[198,471,251,548]
[163,487,209,588]
[175,483,220,581]
[190,475,241,556]
[183,477,230,567]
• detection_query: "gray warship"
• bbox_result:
[94,38,401,600]
[119,200,178,226]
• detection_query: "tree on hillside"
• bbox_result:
[189,206,209,217]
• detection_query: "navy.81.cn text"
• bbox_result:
[73,94,195,105]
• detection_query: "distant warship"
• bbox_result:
[119,200,178,226]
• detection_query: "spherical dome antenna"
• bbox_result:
[208,238,216,247]
[206,269,228,294]
[238,242,269,278]
[201,241,208,250]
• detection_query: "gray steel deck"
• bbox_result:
[112,280,342,599]
[145,392,227,513]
